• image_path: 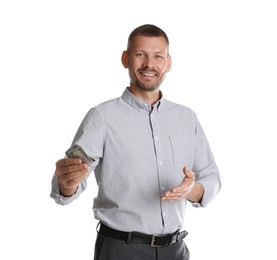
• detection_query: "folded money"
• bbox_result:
[65,144,94,165]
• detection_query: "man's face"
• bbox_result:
[122,36,171,92]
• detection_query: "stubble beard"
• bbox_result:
[132,71,166,92]
[134,79,160,92]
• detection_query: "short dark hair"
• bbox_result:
[127,24,169,52]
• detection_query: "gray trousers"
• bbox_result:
[94,234,190,260]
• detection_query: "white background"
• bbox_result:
[1,1,276,259]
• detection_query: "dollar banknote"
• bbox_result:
[65,144,94,165]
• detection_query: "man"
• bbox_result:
[51,24,221,260]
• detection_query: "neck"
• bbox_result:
[128,86,161,105]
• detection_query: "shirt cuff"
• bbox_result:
[192,178,220,207]
[50,175,81,205]
[190,201,203,208]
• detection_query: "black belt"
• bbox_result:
[98,222,188,247]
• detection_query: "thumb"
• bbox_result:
[183,167,193,178]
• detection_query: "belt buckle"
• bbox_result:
[151,235,163,247]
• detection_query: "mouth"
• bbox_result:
[139,70,158,78]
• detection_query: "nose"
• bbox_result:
[143,55,155,68]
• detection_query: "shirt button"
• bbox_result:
[154,136,158,140]
[159,161,163,165]
[162,186,165,191]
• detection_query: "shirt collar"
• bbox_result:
[122,87,164,112]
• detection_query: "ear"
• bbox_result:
[121,51,129,68]
[166,54,172,72]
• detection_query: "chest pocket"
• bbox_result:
[169,134,195,168]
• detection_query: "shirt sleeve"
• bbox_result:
[191,113,221,207]
[50,108,106,205]
[50,174,89,205]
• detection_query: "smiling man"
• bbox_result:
[51,24,221,260]
[122,31,171,95]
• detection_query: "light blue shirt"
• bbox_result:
[51,88,221,235]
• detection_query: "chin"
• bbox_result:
[135,81,160,92]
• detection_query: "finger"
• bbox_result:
[161,191,183,201]
[56,161,88,177]
[61,166,88,181]
[161,195,181,201]
[62,171,88,189]
[183,166,194,178]
[172,184,188,193]
[58,164,88,181]
[171,168,194,193]
[56,158,82,167]
[62,163,88,174]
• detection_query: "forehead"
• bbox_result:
[129,36,169,53]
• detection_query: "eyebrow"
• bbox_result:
[134,49,166,54]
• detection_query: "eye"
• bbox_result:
[155,55,164,59]
[135,52,145,57]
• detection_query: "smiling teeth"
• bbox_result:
[142,72,156,76]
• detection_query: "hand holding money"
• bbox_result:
[55,158,89,197]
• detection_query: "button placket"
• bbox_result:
[149,110,168,229]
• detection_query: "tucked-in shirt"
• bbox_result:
[51,88,221,235]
